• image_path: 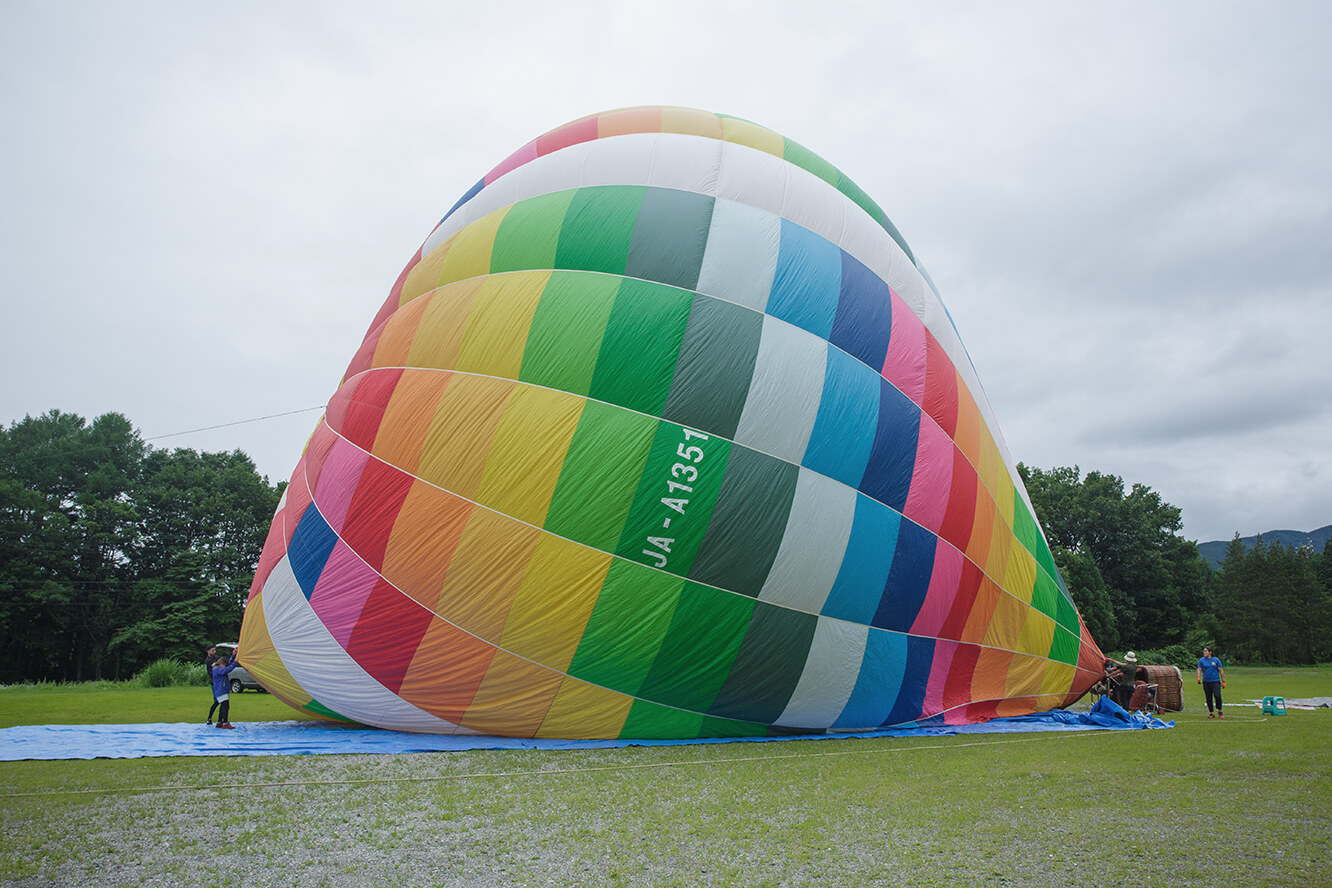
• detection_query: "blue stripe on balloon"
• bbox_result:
[882,634,936,726]
[821,495,901,625]
[803,348,877,487]
[872,519,937,632]
[830,628,907,730]
[287,507,339,601]
[440,178,485,224]
[859,376,920,511]
[829,252,893,369]
[767,220,840,339]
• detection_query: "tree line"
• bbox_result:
[0,410,283,683]
[1019,464,1332,665]
[2,410,1327,685]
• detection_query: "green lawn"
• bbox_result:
[2,666,1329,887]
[0,683,319,729]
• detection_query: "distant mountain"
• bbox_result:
[1198,525,1332,570]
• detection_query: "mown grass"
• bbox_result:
[0,683,320,728]
[1,667,1329,887]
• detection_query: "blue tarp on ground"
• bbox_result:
[0,699,1170,761]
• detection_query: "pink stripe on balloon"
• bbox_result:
[282,454,315,550]
[309,541,379,649]
[909,539,965,638]
[881,290,926,404]
[903,416,954,534]
[313,438,371,535]
[486,140,539,184]
[920,639,958,720]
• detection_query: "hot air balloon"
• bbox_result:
[238,107,1106,738]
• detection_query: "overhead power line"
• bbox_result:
[145,406,326,442]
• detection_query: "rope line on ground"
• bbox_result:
[2,731,1107,799]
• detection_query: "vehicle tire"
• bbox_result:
[230,679,244,695]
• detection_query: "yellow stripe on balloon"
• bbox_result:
[537,675,636,739]
[405,278,486,371]
[499,535,612,672]
[436,207,508,287]
[460,648,563,737]
[417,375,515,501]
[400,241,451,307]
[238,587,276,663]
[477,385,584,527]
[1015,610,1056,660]
[435,509,542,643]
[984,516,1012,584]
[1003,544,1037,605]
[661,107,724,140]
[1002,653,1047,701]
[456,271,551,380]
[721,116,784,157]
[982,592,1026,651]
[1040,661,1077,699]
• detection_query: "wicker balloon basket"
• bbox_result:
[1142,664,1184,711]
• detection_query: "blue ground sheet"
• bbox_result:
[0,699,1168,761]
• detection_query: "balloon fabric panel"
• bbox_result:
[241,106,1105,738]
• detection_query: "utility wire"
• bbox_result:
[145,406,325,442]
[4,405,326,465]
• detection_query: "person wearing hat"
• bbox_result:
[1109,651,1142,709]
[1197,646,1226,718]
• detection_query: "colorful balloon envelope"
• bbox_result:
[240,107,1107,738]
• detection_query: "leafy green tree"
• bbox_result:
[114,448,282,665]
[0,410,145,680]
[1018,464,1212,652]
[0,410,282,682]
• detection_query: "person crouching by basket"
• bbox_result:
[210,652,241,729]
[1197,646,1226,719]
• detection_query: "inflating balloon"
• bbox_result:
[240,107,1106,737]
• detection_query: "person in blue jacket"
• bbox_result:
[1196,646,1226,719]
[210,652,241,729]
[204,646,221,724]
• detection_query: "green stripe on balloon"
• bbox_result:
[1031,570,1060,620]
[660,295,763,438]
[614,419,730,574]
[544,399,656,551]
[625,187,715,291]
[490,189,575,273]
[567,559,684,695]
[555,186,645,274]
[689,445,800,597]
[708,602,819,723]
[588,277,693,416]
[1048,627,1080,665]
[781,137,839,187]
[637,580,756,713]
[519,271,620,396]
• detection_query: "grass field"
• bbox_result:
[2,667,1329,887]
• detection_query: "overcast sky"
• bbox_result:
[3,2,1329,544]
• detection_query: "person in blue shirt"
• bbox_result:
[204,646,221,724]
[210,653,241,729]
[1196,646,1226,719]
